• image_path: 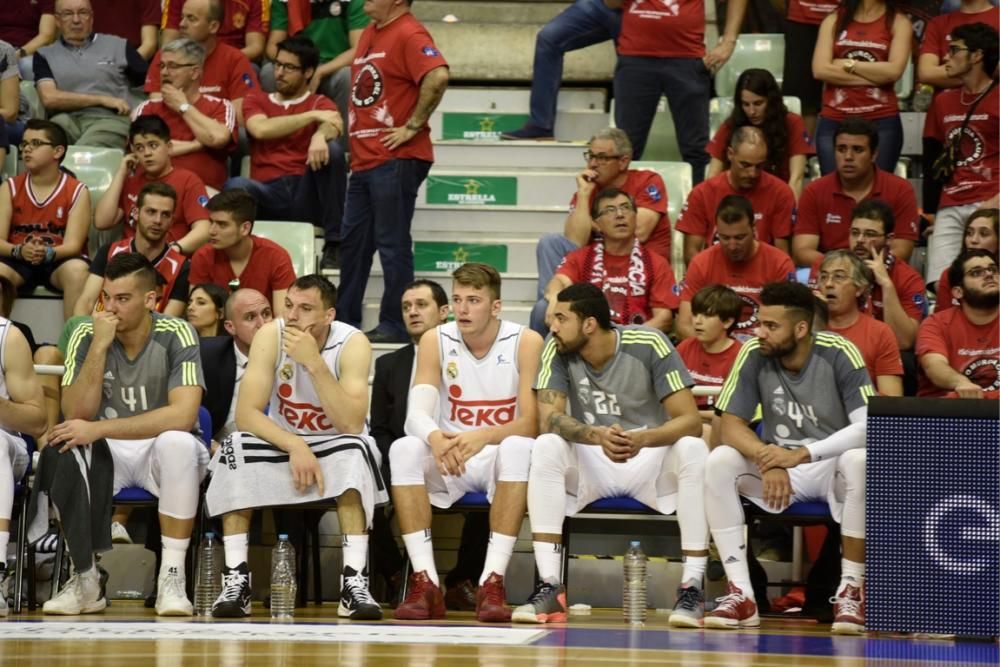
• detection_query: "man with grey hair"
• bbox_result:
[34,0,148,147]
[534,127,671,302]
[133,38,237,191]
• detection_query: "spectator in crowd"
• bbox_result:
[199,287,272,444]
[133,38,238,191]
[517,283,709,628]
[812,0,912,175]
[163,0,269,63]
[187,283,227,337]
[35,0,148,148]
[0,0,57,81]
[534,188,678,335]
[263,0,368,138]
[917,248,999,397]
[190,190,296,316]
[0,120,91,320]
[91,0,161,60]
[923,22,999,288]
[917,0,998,91]
[676,195,795,341]
[146,0,260,125]
[224,36,346,271]
[205,275,386,620]
[706,281,873,635]
[36,253,207,617]
[536,128,670,299]
[706,68,814,201]
[677,126,795,265]
[336,0,448,344]
[815,250,904,396]
[793,118,920,267]
[1,41,22,147]
[675,284,743,442]
[782,0,839,135]
[934,207,998,310]
[606,0,748,183]
[392,264,542,623]
[95,116,211,255]
[501,0,622,141]
[78,183,191,318]
[808,200,927,350]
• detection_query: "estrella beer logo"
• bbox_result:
[276,383,332,431]
[447,384,516,427]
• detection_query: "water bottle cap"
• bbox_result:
[278,533,289,540]
[629,540,640,547]
[205,531,214,539]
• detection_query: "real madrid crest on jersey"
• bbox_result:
[280,363,294,381]
[446,361,458,380]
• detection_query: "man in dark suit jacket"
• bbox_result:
[370,279,490,610]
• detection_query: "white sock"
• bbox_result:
[0,531,9,566]
[839,559,865,593]
[160,536,189,575]
[479,532,516,584]
[342,534,368,572]
[712,526,754,599]
[402,529,439,587]
[680,555,708,585]
[223,533,249,569]
[532,541,563,584]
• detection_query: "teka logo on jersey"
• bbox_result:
[276,383,333,431]
[447,384,516,427]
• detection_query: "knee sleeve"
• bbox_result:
[672,436,708,476]
[527,434,573,535]
[496,435,534,483]
[671,436,709,551]
[151,432,203,520]
[704,445,750,531]
[529,433,572,478]
[389,436,431,486]
[837,449,866,539]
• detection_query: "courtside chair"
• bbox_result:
[631,160,693,281]
[11,435,36,612]
[253,220,316,277]
[714,34,786,99]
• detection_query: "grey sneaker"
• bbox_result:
[512,580,567,624]
[668,579,704,628]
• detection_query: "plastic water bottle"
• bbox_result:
[194,532,221,616]
[270,534,297,619]
[623,541,648,625]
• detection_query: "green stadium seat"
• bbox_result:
[2,146,16,180]
[63,145,123,210]
[631,160,692,280]
[895,59,914,100]
[708,96,803,139]
[19,81,44,120]
[714,34,785,99]
[253,220,316,277]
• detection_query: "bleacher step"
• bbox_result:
[413,205,566,235]
[420,167,577,208]
[430,108,609,142]
[437,86,606,113]
[433,140,586,168]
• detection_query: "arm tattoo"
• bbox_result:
[537,389,560,405]
[547,413,598,444]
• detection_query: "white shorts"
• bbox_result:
[107,432,209,497]
[423,444,499,510]
[742,457,844,522]
[566,443,681,517]
[2,430,29,481]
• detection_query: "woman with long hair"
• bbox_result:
[812,0,911,175]
[186,283,227,337]
[933,207,999,308]
[706,68,814,200]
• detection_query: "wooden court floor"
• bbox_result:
[2,603,997,666]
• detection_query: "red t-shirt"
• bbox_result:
[934,267,959,312]
[680,242,796,339]
[706,114,815,183]
[348,13,448,173]
[6,172,86,246]
[244,90,339,182]
[924,85,1000,208]
[94,239,189,313]
[676,337,742,409]
[918,8,1000,60]
[617,0,705,58]
[91,0,161,49]
[189,235,296,304]
[821,15,899,121]
[568,170,671,259]
[162,0,269,50]
[556,243,679,324]
[119,167,210,243]
[787,0,839,25]
[133,96,238,190]
[808,254,927,323]
[916,306,1000,396]
[795,168,920,251]
[677,171,795,246]
[146,42,259,101]
[828,314,903,385]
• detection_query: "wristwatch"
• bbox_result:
[178,102,192,114]
[843,58,856,74]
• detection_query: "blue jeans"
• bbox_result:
[614,56,711,184]
[527,0,621,132]
[223,140,347,244]
[815,115,903,176]
[535,233,577,299]
[335,158,431,336]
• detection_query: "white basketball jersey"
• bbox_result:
[437,320,523,433]
[269,320,368,436]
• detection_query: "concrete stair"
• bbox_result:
[433,139,586,168]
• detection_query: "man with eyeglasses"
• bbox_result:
[133,38,238,191]
[224,36,346,271]
[793,118,919,268]
[535,127,669,302]
[917,0,999,93]
[533,187,677,335]
[33,0,147,148]
[917,248,999,397]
